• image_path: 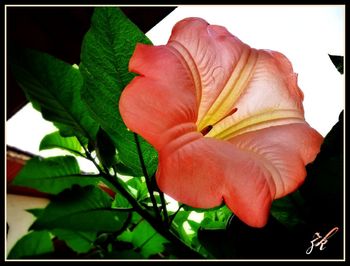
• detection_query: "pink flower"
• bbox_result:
[119,18,323,227]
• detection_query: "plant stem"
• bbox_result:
[133,133,162,221]
[159,190,169,225]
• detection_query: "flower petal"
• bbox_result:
[156,122,322,228]
[168,18,251,128]
[156,136,274,228]
[119,44,198,150]
[228,122,323,199]
[208,49,305,140]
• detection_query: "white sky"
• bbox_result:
[6,5,345,172]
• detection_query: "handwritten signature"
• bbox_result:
[306,227,339,255]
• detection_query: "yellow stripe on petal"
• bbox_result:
[207,109,305,140]
[168,41,202,107]
[197,48,258,131]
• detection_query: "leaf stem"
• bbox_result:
[79,138,101,171]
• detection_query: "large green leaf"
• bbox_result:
[7,231,54,259]
[40,131,84,157]
[51,229,96,254]
[9,47,99,140]
[80,7,158,177]
[12,156,99,195]
[31,186,130,233]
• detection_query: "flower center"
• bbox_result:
[197,48,258,137]
[196,49,305,140]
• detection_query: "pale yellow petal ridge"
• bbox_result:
[207,109,305,140]
[197,47,258,131]
[168,40,202,107]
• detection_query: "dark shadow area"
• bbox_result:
[6,6,176,119]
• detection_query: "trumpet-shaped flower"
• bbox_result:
[119,17,323,227]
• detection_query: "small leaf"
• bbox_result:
[125,176,148,201]
[80,7,158,176]
[328,54,344,74]
[270,190,306,229]
[51,229,96,254]
[12,156,99,195]
[117,219,168,258]
[200,218,227,230]
[7,230,54,259]
[40,131,85,157]
[31,186,130,233]
[8,47,99,140]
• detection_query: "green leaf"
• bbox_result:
[188,205,232,231]
[140,193,162,207]
[125,176,148,201]
[328,54,344,74]
[80,7,157,177]
[200,218,227,230]
[95,127,117,169]
[270,190,306,229]
[7,230,54,259]
[8,47,99,140]
[51,229,96,254]
[12,156,99,195]
[31,186,130,233]
[170,211,192,246]
[112,194,133,209]
[115,161,136,176]
[40,131,85,157]
[117,219,168,258]
[26,208,45,218]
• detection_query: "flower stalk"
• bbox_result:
[133,133,162,221]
